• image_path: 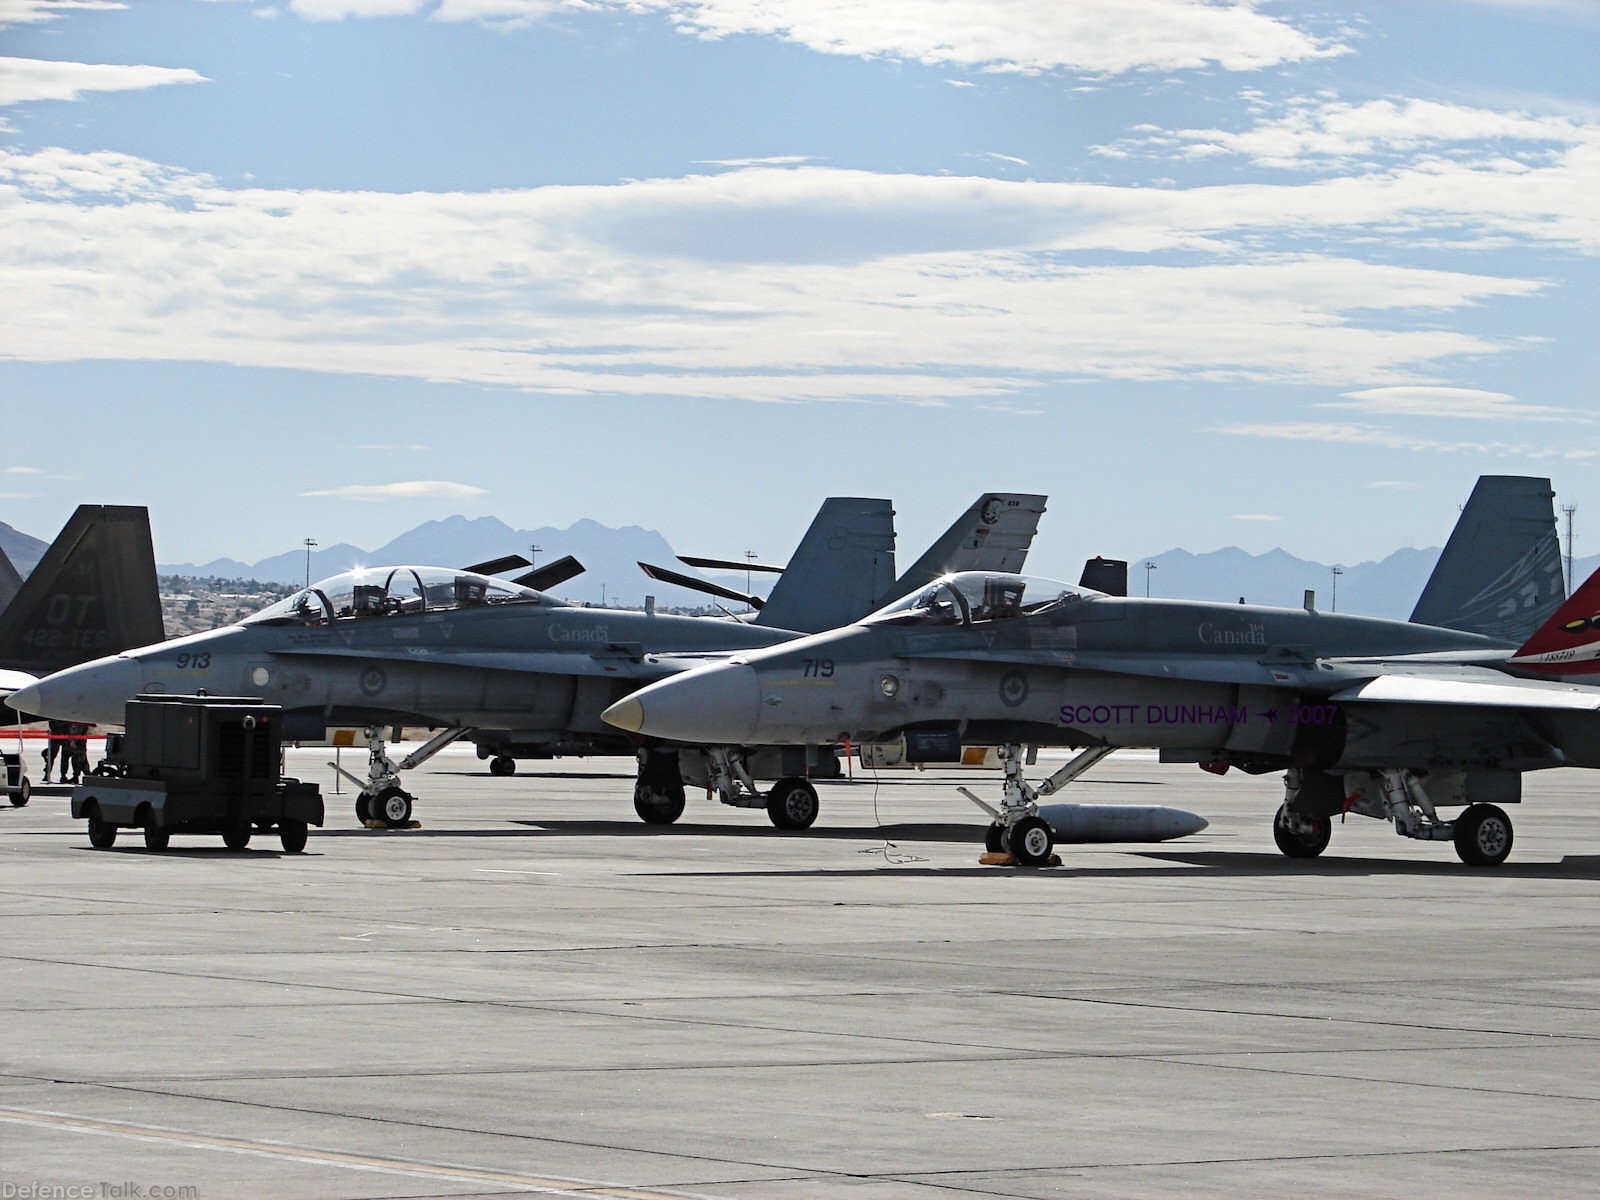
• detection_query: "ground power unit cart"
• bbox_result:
[71,695,323,852]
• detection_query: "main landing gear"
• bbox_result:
[329,726,470,828]
[1276,768,1514,866]
[686,747,821,829]
[959,744,1115,867]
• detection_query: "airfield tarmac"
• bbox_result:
[2,746,1597,1200]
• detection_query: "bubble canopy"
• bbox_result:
[862,572,1100,628]
[244,566,561,626]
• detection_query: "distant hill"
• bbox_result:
[8,510,1594,619]
[156,515,757,610]
[0,520,48,578]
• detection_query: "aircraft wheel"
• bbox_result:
[984,823,1006,853]
[634,781,686,825]
[143,825,170,851]
[1272,803,1331,858]
[1454,803,1513,867]
[86,805,116,849]
[9,777,30,807]
[279,819,309,854]
[375,786,413,828]
[355,794,372,823]
[767,777,819,830]
[222,823,252,851]
[489,755,516,777]
[1008,815,1054,867]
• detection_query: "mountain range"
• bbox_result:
[6,513,1596,621]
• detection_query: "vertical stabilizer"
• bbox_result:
[0,544,21,616]
[754,498,896,633]
[888,493,1048,601]
[0,505,165,676]
[1410,476,1564,642]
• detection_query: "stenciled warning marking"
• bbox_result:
[0,1106,706,1199]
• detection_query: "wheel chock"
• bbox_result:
[979,851,1062,868]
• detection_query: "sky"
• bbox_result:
[0,0,1596,584]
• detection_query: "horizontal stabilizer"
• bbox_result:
[638,562,764,609]
[464,554,532,576]
[678,554,784,574]
[515,555,584,592]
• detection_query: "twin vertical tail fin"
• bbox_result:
[887,493,1048,601]
[1409,475,1565,642]
[0,505,165,677]
[753,498,897,633]
[1509,566,1600,675]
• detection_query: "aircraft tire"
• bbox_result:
[1272,803,1331,858]
[143,825,170,851]
[375,786,413,828]
[86,805,116,849]
[1008,815,1054,867]
[1454,803,1513,867]
[355,794,371,823]
[634,781,686,825]
[767,778,819,830]
[489,756,516,777]
[9,777,29,807]
[222,823,252,851]
[280,819,309,854]
[984,823,1006,853]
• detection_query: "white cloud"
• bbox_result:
[1231,513,1282,522]
[1212,421,1600,461]
[0,58,208,106]
[0,150,1573,404]
[294,0,1348,75]
[0,2,123,30]
[300,481,489,501]
[3,465,46,474]
[1328,386,1571,420]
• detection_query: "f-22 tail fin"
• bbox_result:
[0,505,165,677]
[1409,475,1565,643]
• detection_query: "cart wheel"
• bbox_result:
[86,805,116,849]
[9,777,30,807]
[143,825,170,851]
[279,819,308,854]
[222,823,252,851]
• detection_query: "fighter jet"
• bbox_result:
[605,477,1591,867]
[10,494,1047,831]
[1,505,165,805]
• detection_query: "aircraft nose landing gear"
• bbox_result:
[330,726,468,828]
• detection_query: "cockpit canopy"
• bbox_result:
[863,572,1100,628]
[243,566,559,627]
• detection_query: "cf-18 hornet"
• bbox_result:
[606,477,1594,867]
[10,495,1047,830]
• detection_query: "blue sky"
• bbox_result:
[0,0,1595,583]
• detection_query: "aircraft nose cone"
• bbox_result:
[603,664,762,744]
[9,655,145,725]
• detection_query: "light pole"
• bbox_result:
[1143,561,1157,597]
[1331,565,1343,612]
[745,550,758,610]
[530,544,541,571]
[303,538,317,588]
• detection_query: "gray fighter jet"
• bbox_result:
[10,494,1047,830]
[606,477,1596,867]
